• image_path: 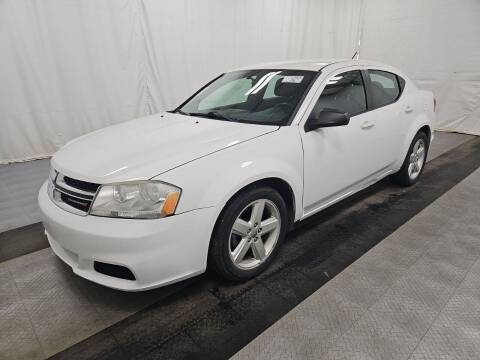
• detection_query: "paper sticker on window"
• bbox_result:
[282,76,304,84]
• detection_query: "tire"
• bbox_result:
[208,186,288,282]
[391,131,429,186]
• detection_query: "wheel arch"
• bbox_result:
[396,119,433,171]
[418,125,432,143]
[206,176,297,272]
[215,177,297,231]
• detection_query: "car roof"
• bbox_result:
[232,58,395,72]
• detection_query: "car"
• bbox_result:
[38,59,435,291]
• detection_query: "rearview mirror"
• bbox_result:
[304,109,350,132]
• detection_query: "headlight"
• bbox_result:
[90,181,181,219]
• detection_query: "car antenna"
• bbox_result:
[351,51,358,59]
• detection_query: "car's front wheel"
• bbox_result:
[209,186,288,282]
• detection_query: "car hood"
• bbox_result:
[52,112,278,183]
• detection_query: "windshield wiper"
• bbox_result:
[170,109,189,116]
[171,109,239,122]
[187,111,238,122]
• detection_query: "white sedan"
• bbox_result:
[39,59,435,291]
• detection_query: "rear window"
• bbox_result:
[367,70,400,108]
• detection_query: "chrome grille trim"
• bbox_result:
[54,185,94,201]
[48,172,100,216]
[56,174,97,198]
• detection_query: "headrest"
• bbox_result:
[274,79,300,97]
[371,81,384,90]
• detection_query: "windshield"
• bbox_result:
[175,69,317,126]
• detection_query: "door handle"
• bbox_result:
[361,120,375,129]
[405,106,413,113]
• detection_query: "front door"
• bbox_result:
[300,69,386,216]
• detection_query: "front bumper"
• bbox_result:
[38,182,216,291]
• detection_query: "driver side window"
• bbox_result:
[311,70,367,119]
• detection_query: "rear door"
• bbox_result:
[364,69,409,165]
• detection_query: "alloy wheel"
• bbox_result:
[228,199,281,270]
[408,138,426,180]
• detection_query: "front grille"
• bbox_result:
[48,172,100,216]
[63,176,100,193]
[60,193,91,212]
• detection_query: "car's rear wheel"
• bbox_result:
[391,131,429,186]
[209,186,288,281]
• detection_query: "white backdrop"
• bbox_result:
[359,0,480,136]
[1,0,479,163]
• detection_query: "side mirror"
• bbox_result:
[304,108,350,132]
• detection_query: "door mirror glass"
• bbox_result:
[304,108,350,132]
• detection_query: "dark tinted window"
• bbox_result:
[367,70,400,108]
[311,70,367,118]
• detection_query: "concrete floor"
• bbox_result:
[0,131,479,360]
